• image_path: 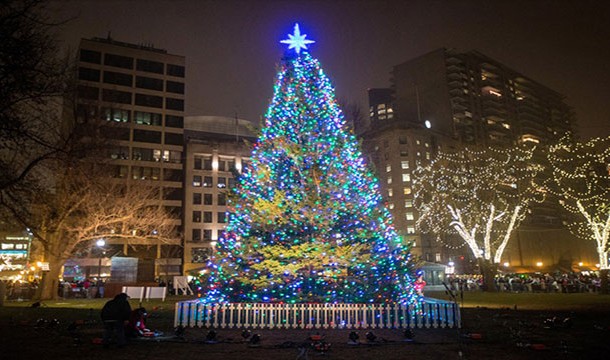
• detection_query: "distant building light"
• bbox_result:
[424,120,432,129]
[536,262,543,267]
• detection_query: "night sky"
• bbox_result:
[50,0,610,139]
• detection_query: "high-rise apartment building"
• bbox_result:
[360,48,576,265]
[182,116,256,274]
[391,48,575,146]
[73,37,185,281]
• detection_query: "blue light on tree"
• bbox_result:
[280,23,315,54]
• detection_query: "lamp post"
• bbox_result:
[96,239,106,278]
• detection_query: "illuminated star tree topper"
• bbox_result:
[280,23,315,54]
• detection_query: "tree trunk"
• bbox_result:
[478,258,498,292]
[600,269,609,295]
[35,253,64,300]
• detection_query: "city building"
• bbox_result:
[359,48,577,266]
[70,36,186,281]
[182,116,257,274]
[0,231,34,280]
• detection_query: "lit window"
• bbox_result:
[405,212,414,220]
[402,173,411,182]
[388,189,393,197]
[426,152,431,160]
[405,199,413,208]
[502,123,510,129]
[388,203,394,209]
[406,226,415,234]
[435,253,442,262]
[424,142,429,148]
[416,140,421,145]
[387,177,392,184]
[403,187,412,195]
[401,161,409,169]
[386,164,391,172]
[218,177,227,188]
[193,175,202,187]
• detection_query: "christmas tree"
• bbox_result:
[201,24,417,304]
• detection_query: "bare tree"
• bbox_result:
[2,157,178,299]
[1,0,71,193]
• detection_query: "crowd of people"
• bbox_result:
[446,272,603,293]
[59,278,106,298]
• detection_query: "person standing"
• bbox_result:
[101,293,132,347]
[96,278,105,298]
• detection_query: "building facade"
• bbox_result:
[182,116,257,274]
[359,48,577,266]
[73,37,186,280]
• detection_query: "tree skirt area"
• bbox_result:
[1,307,610,359]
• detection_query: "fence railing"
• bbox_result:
[174,299,460,329]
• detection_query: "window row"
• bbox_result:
[386,187,412,197]
[111,165,183,182]
[193,156,237,172]
[76,87,184,110]
[78,105,183,127]
[109,146,182,163]
[192,211,227,224]
[80,49,185,77]
[192,176,234,188]
[191,247,211,262]
[78,67,184,94]
[193,193,227,206]
[191,229,226,243]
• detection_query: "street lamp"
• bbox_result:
[96,239,106,278]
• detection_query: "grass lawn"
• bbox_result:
[1,292,609,326]
[2,293,610,360]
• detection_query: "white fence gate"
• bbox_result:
[174,300,460,329]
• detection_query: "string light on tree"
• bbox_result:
[197,23,418,305]
[412,145,545,291]
[546,134,610,271]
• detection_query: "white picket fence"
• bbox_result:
[174,299,460,329]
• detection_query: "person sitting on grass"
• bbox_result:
[126,307,154,337]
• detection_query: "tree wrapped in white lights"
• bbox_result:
[413,146,545,291]
[546,134,610,292]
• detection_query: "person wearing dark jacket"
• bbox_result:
[101,293,132,347]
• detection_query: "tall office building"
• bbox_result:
[182,116,256,274]
[360,48,576,264]
[72,37,185,281]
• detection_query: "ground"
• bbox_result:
[1,292,609,359]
